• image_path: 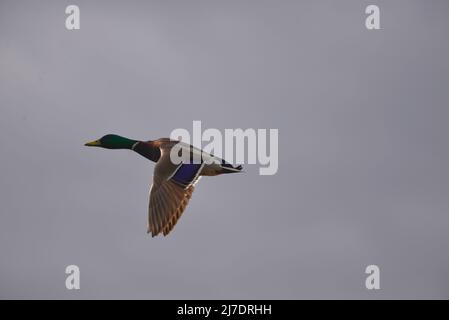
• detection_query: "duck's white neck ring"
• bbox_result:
[131,141,139,150]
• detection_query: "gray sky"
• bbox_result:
[1,0,449,299]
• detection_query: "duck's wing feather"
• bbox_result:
[148,176,195,236]
[147,141,202,236]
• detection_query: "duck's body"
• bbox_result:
[85,134,242,237]
[132,138,240,176]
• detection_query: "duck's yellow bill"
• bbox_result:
[84,140,101,147]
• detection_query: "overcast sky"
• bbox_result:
[1,0,449,299]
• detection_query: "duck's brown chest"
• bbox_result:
[132,142,161,162]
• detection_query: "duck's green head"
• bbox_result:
[84,134,138,150]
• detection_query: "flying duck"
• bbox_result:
[85,134,242,237]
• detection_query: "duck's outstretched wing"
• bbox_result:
[147,140,202,237]
[148,176,195,236]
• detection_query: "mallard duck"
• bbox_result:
[85,134,242,237]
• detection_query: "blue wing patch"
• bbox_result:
[170,163,204,188]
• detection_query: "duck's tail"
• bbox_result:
[220,163,243,174]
